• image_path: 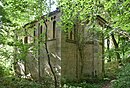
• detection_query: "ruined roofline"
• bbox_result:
[24,9,130,39]
[96,15,108,27]
[42,8,60,17]
[23,20,38,28]
[23,9,105,29]
[23,8,60,28]
[96,15,130,41]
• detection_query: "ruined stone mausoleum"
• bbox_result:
[18,9,104,82]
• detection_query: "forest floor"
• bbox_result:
[102,80,111,88]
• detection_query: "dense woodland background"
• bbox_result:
[0,0,130,88]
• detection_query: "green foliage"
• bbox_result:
[0,0,48,78]
[59,0,130,66]
[104,38,130,63]
[104,0,130,30]
[0,65,6,77]
[0,0,129,87]
[119,38,130,61]
[0,45,14,76]
[2,0,47,26]
[0,63,13,77]
[0,76,53,88]
[105,61,119,79]
[112,63,130,88]
[63,82,101,88]
[58,0,98,32]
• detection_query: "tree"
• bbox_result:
[0,0,47,80]
[58,0,104,80]
[58,0,130,81]
[1,0,59,87]
[59,0,129,60]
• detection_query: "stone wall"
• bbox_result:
[61,30,103,81]
[20,10,103,82]
[61,32,77,81]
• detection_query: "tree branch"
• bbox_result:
[44,20,58,88]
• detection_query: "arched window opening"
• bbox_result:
[53,21,56,38]
[24,29,28,43]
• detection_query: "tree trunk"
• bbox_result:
[44,21,58,88]
[111,33,121,63]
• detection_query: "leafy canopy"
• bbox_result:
[58,0,130,33]
[1,0,47,26]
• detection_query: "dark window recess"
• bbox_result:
[40,25,42,34]
[66,28,76,43]
[51,17,53,20]
[66,32,68,39]
[45,19,48,22]
[24,29,28,43]
[53,21,56,38]
[34,30,36,36]
[38,24,43,42]
[24,37,28,43]
[34,24,36,37]
[39,25,43,40]
[67,30,75,40]
[54,16,56,19]
[38,23,40,36]
[70,31,72,39]
[51,16,56,20]
[34,30,36,42]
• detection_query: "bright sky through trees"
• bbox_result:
[47,0,57,11]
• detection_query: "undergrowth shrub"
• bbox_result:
[63,82,102,88]
[0,65,5,77]
[0,76,54,88]
[105,61,119,79]
[112,63,130,88]
[0,64,12,77]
